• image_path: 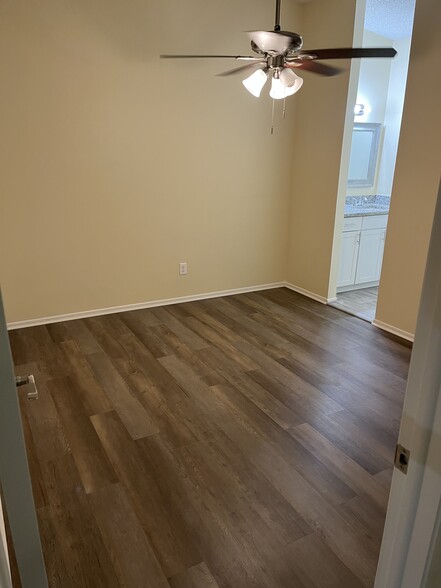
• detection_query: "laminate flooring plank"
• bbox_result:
[16,362,71,464]
[137,433,271,588]
[276,532,365,588]
[120,312,176,358]
[339,495,388,545]
[206,297,292,349]
[244,360,343,419]
[38,453,120,588]
[334,359,407,403]
[307,412,391,475]
[65,319,102,355]
[37,506,72,588]
[219,369,305,431]
[260,289,397,360]
[48,376,117,493]
[289,423,389,509]
[84,316,160,401]
[374,468,394,490]
[88,483,170,588]
[10,326,64,377]
[210,387,379,586]
[58,340,113,416]
[182,315,258,372]
[139,433,295,588]
[199,427,312,543]
[87,351,159,439]
[17,389,49,508]
[91,411,201,578]
[150,305,208,351]
[277,355,402,437]
[210,384,355,507]
[46,322,72,344]
[111,323,190,406]
[168,562,221,588]
[330,409,398,464]
[158,353,222,415]
[84,315,128,360]
[154,330,224,387]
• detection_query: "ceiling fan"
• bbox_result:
[161,0,397,101]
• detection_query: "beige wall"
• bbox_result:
[286,0,357,299]
[1,0,438,337]
[375,0,441,336]
[0,0,302,323]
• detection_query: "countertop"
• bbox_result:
[344,195,390,218]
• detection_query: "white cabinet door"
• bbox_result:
[337,230,360,287]
[355,228,386,284]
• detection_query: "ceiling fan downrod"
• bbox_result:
[274,0,281,32]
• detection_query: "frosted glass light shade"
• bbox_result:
[242,69,268,97]
[279,67,303,91]
[269,76,286,100]
[280,68,304,95]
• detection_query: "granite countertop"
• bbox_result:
[344,195,390,218]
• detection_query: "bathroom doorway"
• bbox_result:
[329,0,415,323]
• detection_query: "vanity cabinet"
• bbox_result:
[338,231,360,287]
[337,214,388,290]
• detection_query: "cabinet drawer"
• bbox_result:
[343,217,362,232]
[361,214,388,230]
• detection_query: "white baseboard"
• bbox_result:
[337,281,379,293]
[284,283,331,304]
[372,319,414,342]
[7,282,286,330]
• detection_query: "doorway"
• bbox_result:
[329,0,415,323]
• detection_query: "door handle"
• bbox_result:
[15,374,39,400]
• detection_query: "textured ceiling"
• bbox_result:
[364,0,416,40]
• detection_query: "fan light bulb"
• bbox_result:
[242,69,268,97]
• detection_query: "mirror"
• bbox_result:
[347,122,381,188]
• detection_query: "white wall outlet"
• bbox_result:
[179,262,188,276]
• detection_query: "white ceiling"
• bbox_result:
[364,0,416,40]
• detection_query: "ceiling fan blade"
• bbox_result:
[160,54,261,60]
[285,60,342,77]
[248,30,302,54]
[217,62,266,77]
[299,47,397,60]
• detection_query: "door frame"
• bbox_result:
[374,182,441,587]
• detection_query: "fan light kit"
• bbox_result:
[161,0,396,132]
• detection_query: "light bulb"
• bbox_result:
[242,69,268,97]
[279,68,304,95]
[270,76,287,100]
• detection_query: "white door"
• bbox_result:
[355,228,386,284]
[0,290,48,587]
[337,230,360,287]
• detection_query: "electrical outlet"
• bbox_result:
[179,262,188,276]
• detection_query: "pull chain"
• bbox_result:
[271,98,275,135]
[283,97,287,119]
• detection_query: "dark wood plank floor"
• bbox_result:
[8,288,411,588]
